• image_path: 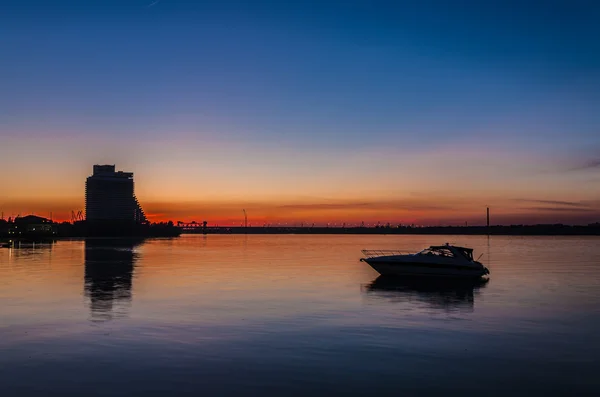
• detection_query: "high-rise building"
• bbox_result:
[85,165,147,223]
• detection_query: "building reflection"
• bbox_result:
[4,239,56,251]
[363,276,488,312]
[3,240,56,265]
[84,238,145,322]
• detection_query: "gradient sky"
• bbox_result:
[1,0,599,225]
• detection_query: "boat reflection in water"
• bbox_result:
[363,276,489,312]
[84,238,145,322]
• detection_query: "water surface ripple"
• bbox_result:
[1,235,599,396]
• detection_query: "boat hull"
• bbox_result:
[362,259,488,279]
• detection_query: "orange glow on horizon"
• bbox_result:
[1,194,600,226]
[1,193,600,226]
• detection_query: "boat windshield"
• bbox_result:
[416,246,474,261]
[416,247,456,258]
[455,248,474,261]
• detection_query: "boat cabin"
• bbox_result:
[417,244,475,261]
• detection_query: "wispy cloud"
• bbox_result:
[525,207,596,213]
[567,158,600,172]
[277,200,453,212]
[513,199,591,208]
[146,0,161,7]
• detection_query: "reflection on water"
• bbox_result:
[2,239,57,247]
[364,276,489,312]
[2,235,600,396]
[84,238,144,322]
[2,240,56,254]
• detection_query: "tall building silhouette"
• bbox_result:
[85,165,147,223]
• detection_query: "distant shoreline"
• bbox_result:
[3,224,600,242]
[181,225,600,236]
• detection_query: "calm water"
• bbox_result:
[1,235,600,396]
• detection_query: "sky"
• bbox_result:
[1,0,599,225]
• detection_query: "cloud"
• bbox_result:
[565,157,600,172]
[146,0,161,7]
[278,202,371,210]
[525,207,596,213]
[513,199,591,208]
[277,200,453,212]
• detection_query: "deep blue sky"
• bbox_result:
[3,0,599,144]
[1,0,599,223]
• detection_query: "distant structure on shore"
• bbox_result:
[5,215,57,238]
[0,164,180,240]
[85,165,147,224]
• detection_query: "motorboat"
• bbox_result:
[360,243,489,279]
